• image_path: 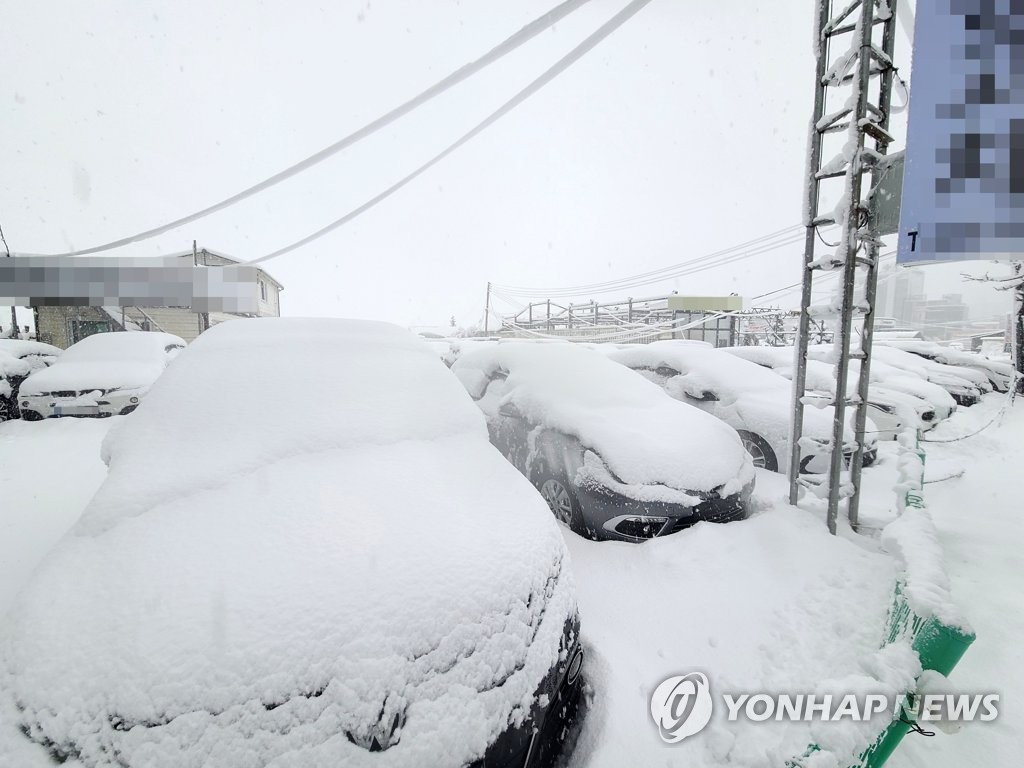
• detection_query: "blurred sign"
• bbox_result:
[896,1,1024,264]
[0,256,259,312]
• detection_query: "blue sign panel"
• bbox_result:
[897,1,1024,264]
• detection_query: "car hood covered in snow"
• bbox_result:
[3,319,574,768]
[18,360,167,395]
[453,340,754,496]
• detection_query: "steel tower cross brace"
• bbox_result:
[788,0,899,534]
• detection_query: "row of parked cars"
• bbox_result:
[442,336,1008,536]
[4,320,1011,767]
[5,330,1009,544]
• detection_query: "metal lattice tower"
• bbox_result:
[789,0,900,533]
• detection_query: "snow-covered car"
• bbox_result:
[878,339,1017,393]
[0,351,30,421]
[0,339,61,420]
[723,345,944,438]
[806,345,959,425]
[0,338,61,372]
[442,337,500,368]
[452,341,755,541]
[861,345,989,407]
[3,318,583,768]
[606,342,877,472]
[17,331,185,420]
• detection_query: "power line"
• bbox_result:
[245,0,656,266]
[13,0,594,258]
[492,224,805,296]
[492,230,808,300]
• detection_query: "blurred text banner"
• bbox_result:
[896,1,1023,264]
[0,256,259,313]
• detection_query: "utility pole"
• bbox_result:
[790,0,900,533]
[1,222,15,339]
[484,282,491,335]
[193,240,210,334]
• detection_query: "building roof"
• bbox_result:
[166,247,284,291]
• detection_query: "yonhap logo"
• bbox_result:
[650,672,714,743]
[648,671,999,746]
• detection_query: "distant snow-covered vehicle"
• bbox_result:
[0,351,30,421]
[606,342,877,471]
[452,341,755,541]
[796,344,960,424]
[864,345,990,406]
[0,338,61,372]
[723,345,943,438]
[17,331,185,420]
[0,340,61,420]
[877,339,1017,393]
[3,318,583,768]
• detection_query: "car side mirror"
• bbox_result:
[685,389,720,402]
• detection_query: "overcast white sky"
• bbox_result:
[2,0,1013,331]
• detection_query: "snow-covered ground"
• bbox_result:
[0,418,112,615]
[0,394,1018,766]
[887,393,1023,768]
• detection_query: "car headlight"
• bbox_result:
[129,396,139,404]
[609,516,669,539]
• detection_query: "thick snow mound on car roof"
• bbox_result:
[453,341,753,495]
[0,339,61,360]
[84,319,485,533]
[3,318,574,767]
[18,331,184,395]
[60,330,184,362]
[0,350,30,380]
[608,341,792,395]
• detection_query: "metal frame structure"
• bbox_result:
[789,0,900,533]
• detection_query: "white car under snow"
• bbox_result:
[3,318,582,768]
[877,339,1017,393]
[17,331,185,420]
[723,345,944,439]
[605,341,877,472]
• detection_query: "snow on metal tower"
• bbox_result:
[789,0,900,533]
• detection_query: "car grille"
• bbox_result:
[43,389,112,398]
[662,493,747,535]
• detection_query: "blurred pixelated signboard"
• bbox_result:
[896,1,1024,264]
[0,256,259,313]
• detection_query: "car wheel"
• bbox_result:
[736,430,778,472]
[533,466,584,534]
[119,405,138,416]
[20,410,43,422]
